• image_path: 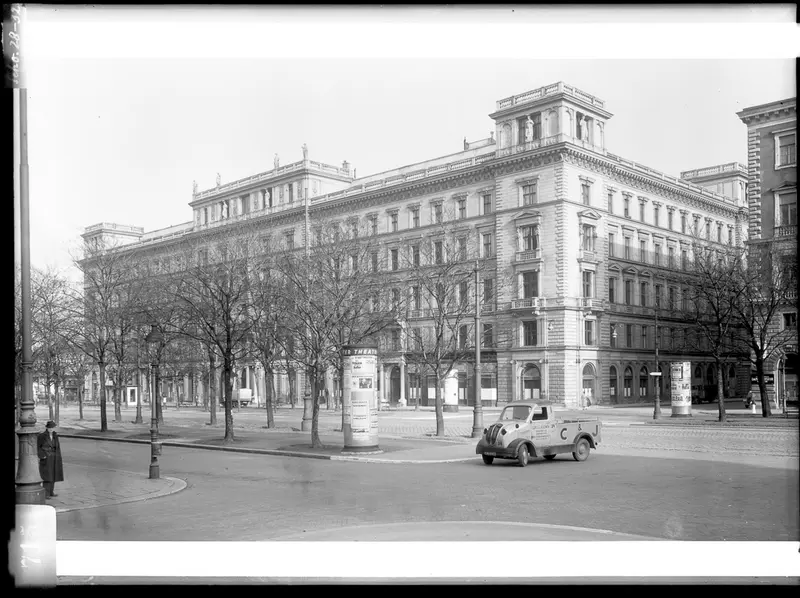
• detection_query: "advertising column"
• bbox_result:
[342,344,380,452]
[670,361,692,418]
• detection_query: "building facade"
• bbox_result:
[737,97,798,411]
[83,81,752,409]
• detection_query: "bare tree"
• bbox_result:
[678,243,748,422]
[403,220,485,436]
[731,244,798,416]
[174,230,259,443]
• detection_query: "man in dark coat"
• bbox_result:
[37,420,64,498]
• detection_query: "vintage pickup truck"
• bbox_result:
[475,400,602,466]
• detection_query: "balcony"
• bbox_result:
[515,248,541,262]
[511,297,546,311]
[495,82,606,111]
[680,162,747,180]
[579,297,606,312]
[775,225,797,238]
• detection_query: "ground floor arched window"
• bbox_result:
[522,364,541,400]
[582,363,596,406]
[624,366,633,399]
[639,365,649,398]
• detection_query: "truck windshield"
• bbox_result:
[500,406,531,421]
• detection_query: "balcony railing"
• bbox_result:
[515,248,541,262]
[776,224,797,238]
[680,162,747,179]
[495,82,605,111]
[511,297,546,310]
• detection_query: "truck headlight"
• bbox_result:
[501,428,506,435]
[483,428,488,435]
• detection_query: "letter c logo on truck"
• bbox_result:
[560,428,567,440]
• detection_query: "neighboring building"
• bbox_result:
[83,81,752,409]
[737,97,798,411]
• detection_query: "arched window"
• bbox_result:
[609,366,618,403]
[639,366,649,398]
[522,364,541,401]
[582,363,596,406]
[706,364,716,384]
[624,366,633,398]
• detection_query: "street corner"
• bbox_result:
[51,471,188,514]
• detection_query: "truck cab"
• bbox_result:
[476,400,601,467]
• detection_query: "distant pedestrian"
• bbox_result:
[37,420,64,499]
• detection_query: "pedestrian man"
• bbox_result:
[37,420,64,499]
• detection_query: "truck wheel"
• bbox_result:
[482,455,494,465]
[544,454,557,461]
[517,444,530,467]
[572,438,591,462]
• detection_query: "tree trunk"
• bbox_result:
[54,379,61,425]
[47,373,54,421]
[435,373,444,436]
[99,362,108,432]
[134,368,143,424]
[78,384,84,420]
[155,370,164,424]
[311,371,323,448]
[716,361,727,423]
[223,357,235,443]
[209,362,217,424]
[288,366,296,409]
[755,356,772,417]
[265,364,275,428]
[114,374,123,422]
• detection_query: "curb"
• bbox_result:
[55,476,188,514]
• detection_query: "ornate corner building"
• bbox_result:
[737,97,798,411]
[81,82,754,409]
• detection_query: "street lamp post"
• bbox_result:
[471,261,484,438]
[145,325,164,479]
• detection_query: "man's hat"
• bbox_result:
[46,420,57,428]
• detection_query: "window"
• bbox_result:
[624,237,631,260]
[459,325,469,349]
[639,240,647,262]
[459,281,469,307]
[392,288,401,307]
[288,184,294,203]
[681,213,687,234]
[608,277,617,303]
[608,233,615,256]
[654,243,661,266]
[483,194,493,214]
[584,320,595,345]
[669,287,677,309]
[434,203,443,224]
[457,236,467,260]
[523,321,538,346]
[668,210,674,230]
[717,224,722,243]
[458,198,467,219]
[668,247,675,268]
[607,192,614,214]
[434,241,443,265]
[654,284,662,308]
[777,132,796,167]
[483,278,494,304]
[582,225,596,251]
[581,183,591,206]
[522,271,538,298]
[705,221,711,239]
[625,324,633,348]
[391,248,399,270]
[624,280,633,305]
[784,313,798,329]
[482,233,493,258]
[412,245,420,267]
[641,325,649,349]
[350,253,359,273]
[654,205,660,227]
[411,207,420,229]
[483,323,494,348]
[582,271,594,298]
[681,250,688,270]
[521,225,539,251]
[521,183,537,206]
[639,202,645,222]
[369,215,378,235]
[639,367,648,397]
[728,228,733,245]
[391,328,400,351]
[623,196,630,218]
[624,367,633,397]
[640,282,649,306]
[412,286,421,310]
[778,192,797,226]
[371,251,379,273]
[390,212,399,232]
[284,231,295,250]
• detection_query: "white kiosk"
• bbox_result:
[670,361,692,418]
[342,344,381,453]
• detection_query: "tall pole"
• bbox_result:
[16,88,46,504]
[653,291,661,420]
[471,260,483,438]
[149,360,160,479]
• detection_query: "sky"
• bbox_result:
[12,5,798,282]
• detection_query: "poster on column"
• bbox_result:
[670,361,692,417]
[342,345,379,449]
